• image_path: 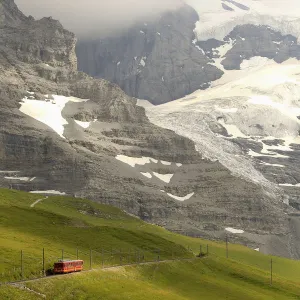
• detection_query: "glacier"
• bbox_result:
[140,57,300,198]
[187,0,300,41]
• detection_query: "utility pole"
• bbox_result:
[76,248,79,260]
[21,250,23,279]
[226,236,229,259]
[90,249,92,270]
[102,248,104,268]
[42,248,45,276]
[270,258,273,286]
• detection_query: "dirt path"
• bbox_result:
[10,283,46,298]
[30,196,48,208]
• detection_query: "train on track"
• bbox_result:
[53,260,84,274]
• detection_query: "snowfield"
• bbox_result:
[116,155,158,167]
[225,227,245,234]
[4,177,36,182]
[30,190,66,195]
[209,38,235,71]
[140,58,300,197]
[167,192,195,201]
[116,155,183,171]
[74,120,91,129]
[187,0,300,41]
[140,172,152,179]
[279,183,300,188]
[153,172,174,183]
[19,95,89,138]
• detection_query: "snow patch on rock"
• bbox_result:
[116,155,159,167]
[141,172,152,179]
[167,192,195,201]
[279,183,300,187]
[30,190,66,195]
[209,38,235,71]
[19,95,89,138]
[153,172,174,183]
[140,57,147,67]
[225,227,244,234]
[218,118,247,138]
[260,162,285,168]
[4,177,32,181]
[74,120,91,129]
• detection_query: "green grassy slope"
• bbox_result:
[5,259,299,300]
[0,188,300,299]
[0,189,191,282]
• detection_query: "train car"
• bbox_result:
[53,260,84,274]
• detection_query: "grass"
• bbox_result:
[7,259,299,300]
[0,189,191,282]
[0,188,300,299]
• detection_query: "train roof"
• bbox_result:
[55,259,83,263]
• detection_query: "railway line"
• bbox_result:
[2,257,198,286]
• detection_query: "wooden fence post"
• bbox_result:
[42,248,45,276]
[90,249,92,270]
[21,250,23,279]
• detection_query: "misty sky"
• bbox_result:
[15,0,184,37]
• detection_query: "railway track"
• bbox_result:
[2,257,198,286]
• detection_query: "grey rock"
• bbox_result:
[76,4,223,105]
[197,39,226,59]
[223,0,250,11]
[222,3,234,11]
[1,0,300,260]
[0,0,26,26]
[222,24,300,69]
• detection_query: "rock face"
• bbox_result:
[76,4,223,105]
[76,2,300,104]
[1,0,300,259]
[0,0,26,26]
[198,24,300,70]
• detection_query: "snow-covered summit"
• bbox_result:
[186,0,300,41]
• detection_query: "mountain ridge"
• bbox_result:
[1,0,300,259]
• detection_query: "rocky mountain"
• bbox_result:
[76,4,223,105]
[2,0,300,259]
[77,0,300,104]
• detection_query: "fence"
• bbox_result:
[0,245,193,284]
[0,239,276,286]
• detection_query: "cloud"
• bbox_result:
[15,0,184,37]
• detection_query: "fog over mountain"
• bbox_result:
[15,0,184,37]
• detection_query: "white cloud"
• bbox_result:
[15,0,184,37]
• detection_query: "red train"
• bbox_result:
[53,260,84,274]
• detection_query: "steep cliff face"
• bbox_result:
[1,0,300,259]
[198,24,300,71]
[76,4,223,105]
[0,0,26,26]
